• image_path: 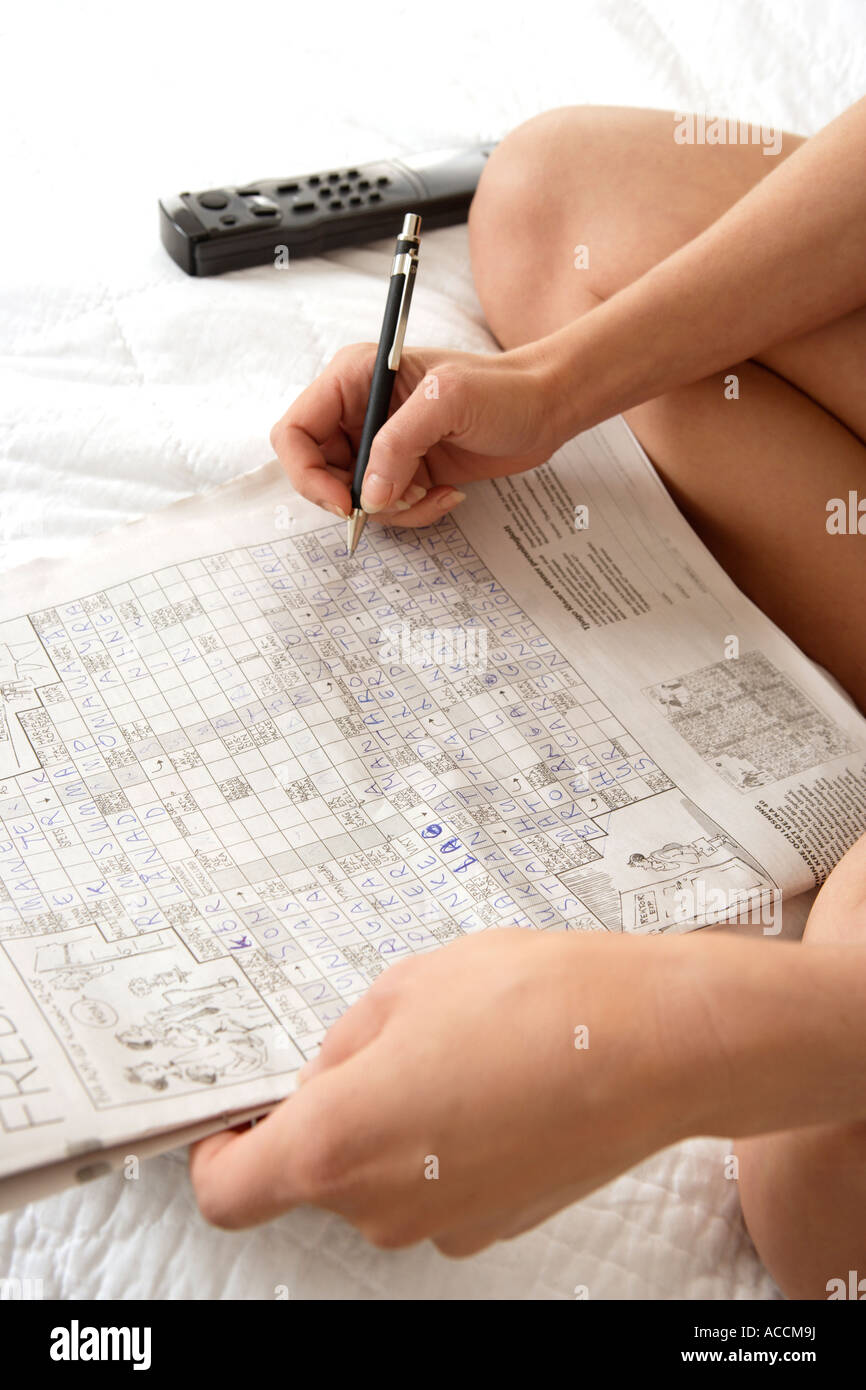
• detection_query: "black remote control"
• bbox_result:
[159,145,495,276]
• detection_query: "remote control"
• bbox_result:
[159,145,495,276]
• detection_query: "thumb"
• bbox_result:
[360,375,458,512]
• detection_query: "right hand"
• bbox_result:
[269,340,569,528]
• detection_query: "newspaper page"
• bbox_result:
[1,416,864,1206]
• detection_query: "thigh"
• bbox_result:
[800,832,866,945]
[469,107,866,710]
[621,361,866,709]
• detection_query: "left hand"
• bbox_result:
[189,929,699,1256]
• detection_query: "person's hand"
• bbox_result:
[189,929,704,1255]
[269,341,567,527]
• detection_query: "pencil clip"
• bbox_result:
[387,254,419,371]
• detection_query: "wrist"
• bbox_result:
[506,312,643,446]
[506,268,708,445]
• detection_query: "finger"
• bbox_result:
[297,986,391,1086]
[271,348,375,514]
[189,1051,389,1230]
[189,1095,309,1228]
[361,377,462,513]
[320,431,354,472]
[279,425,353,518]
[376,485,467,529]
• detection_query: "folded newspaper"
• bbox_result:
[2,416,864,1210]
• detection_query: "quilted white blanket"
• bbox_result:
[2,0,863,1300]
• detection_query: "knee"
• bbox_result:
[467,106,618,343]
[472,104,622,205]
[469,106,587,268]
[802,832,866,945]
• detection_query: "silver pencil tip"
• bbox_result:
[347,509,368,556]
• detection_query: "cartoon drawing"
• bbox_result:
[117,976,274,1087]
[128,966,192,997]
[627,834,729,872]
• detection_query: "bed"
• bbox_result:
[2,0,863,1300]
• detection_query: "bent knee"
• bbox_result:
[802,832,866,945]
[467,103,794,345]
[468,104,700,343]
[468,105,615,343]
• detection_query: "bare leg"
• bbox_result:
[467,105,866,1296]
[468,107,866,711]
[736,834,866,1298]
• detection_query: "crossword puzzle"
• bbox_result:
[644,652,857,791]
[0,515,743,1097]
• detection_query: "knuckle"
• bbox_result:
[293,1129,352,1203]
[429,360,464,394]
[372,429,405,468]
[368,953,419,997]
[333,341,376,369]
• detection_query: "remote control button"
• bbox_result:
[328,172,340,183]
[308,175,321,186]
[368,191,382,202]
[277,182,300,194]
[358,179,370,190]
[376,176,389,186]
[349,195,362,206]
[330,200,343,209]
[318,188,331,198]
[220,214,237,225]
[339,183,350,193]
[198,190,230,210]
[346,169,359,179]
[292,202,315,214]
[246,194,280,216]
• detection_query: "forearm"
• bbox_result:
[528,97,866,436]
[669,934,866,1141]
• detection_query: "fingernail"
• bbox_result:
[391,498,413,512]
[359,471,392,514]
[324,502,349,520]
[402,483,428,505]
[437,489,466,510]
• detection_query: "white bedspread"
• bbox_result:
[2,0,863,1301]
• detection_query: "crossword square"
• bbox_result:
[301,842,337,867]
[320,833,356,859]
[352,825,386,849]
[241,859,274,883]
[210,867,248,890]
[244,813,277,839]
[268,849,304,875]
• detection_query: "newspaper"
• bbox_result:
[1,416,864,1210]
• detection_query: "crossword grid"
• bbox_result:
[0,517,674,1058]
